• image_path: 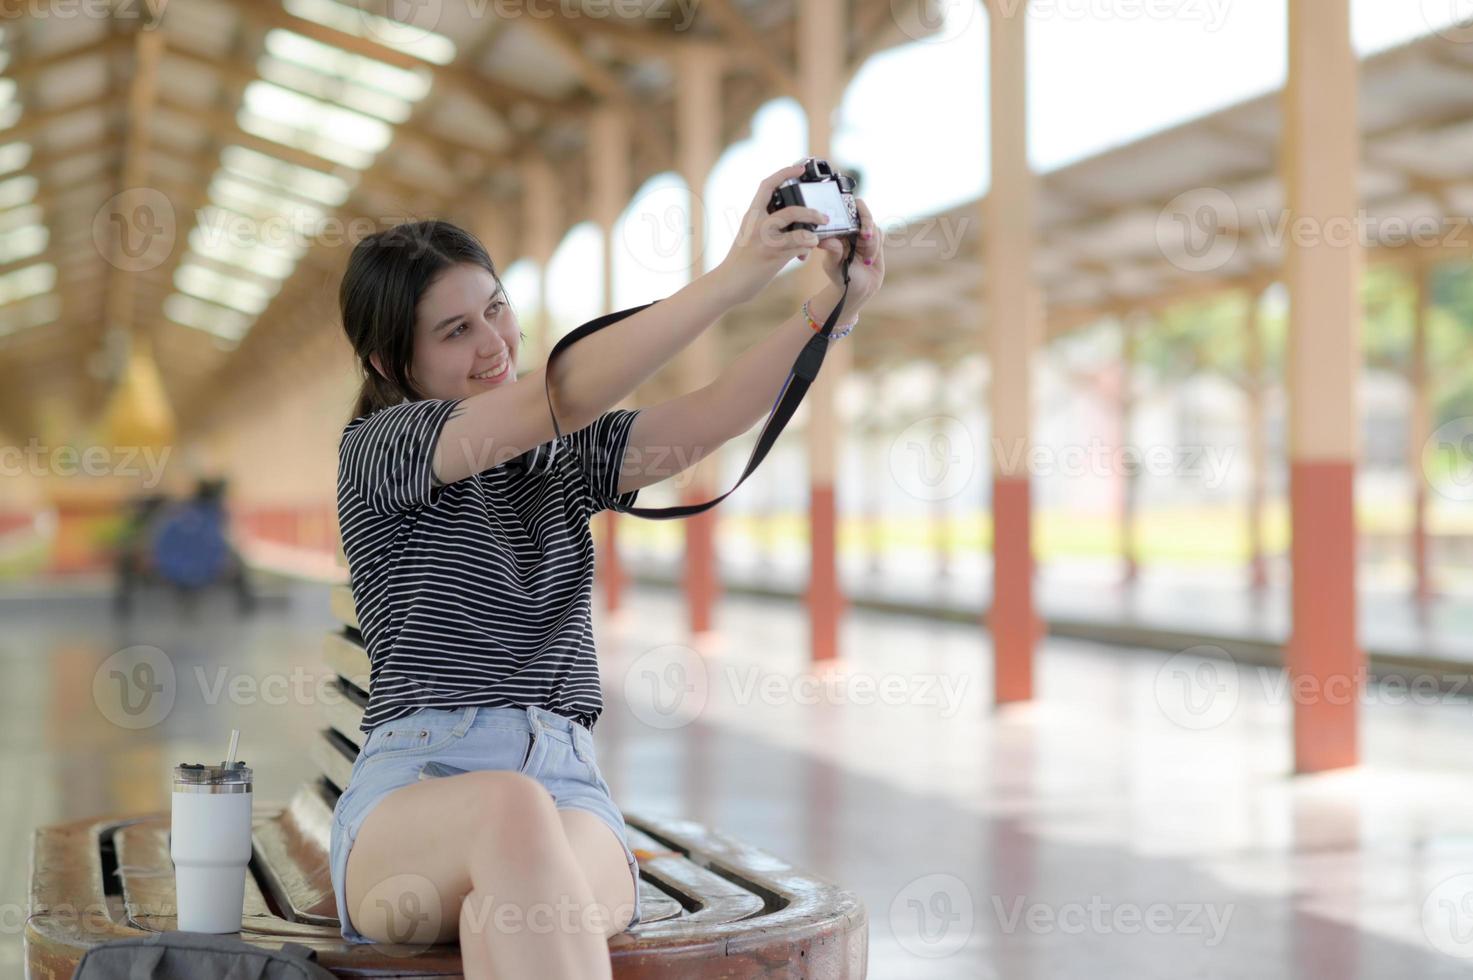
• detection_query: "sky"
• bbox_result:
[512,0,1471,345]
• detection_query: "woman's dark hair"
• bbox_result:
[339,219,507,420]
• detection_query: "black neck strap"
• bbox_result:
[541,238,858,519]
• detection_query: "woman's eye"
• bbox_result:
[486,301,504,317]
[448,323,466,338]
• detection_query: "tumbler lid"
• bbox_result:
[173,761,252,793]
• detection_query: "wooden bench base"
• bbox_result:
[26,781,868,978]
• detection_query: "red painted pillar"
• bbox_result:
[674,48,723,636]
[800,0,847,664]
[984,0,1039,704]
[682,496,719,633]
[1283,0,1362,772]
[597,511,626,614]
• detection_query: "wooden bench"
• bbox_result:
[26,583,869,978]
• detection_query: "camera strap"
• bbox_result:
[541,237,859,519]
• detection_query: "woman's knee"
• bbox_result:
[463,771,567,874]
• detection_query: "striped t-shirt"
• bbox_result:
[336,397,642,736]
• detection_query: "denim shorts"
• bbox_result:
[329,703,641,944]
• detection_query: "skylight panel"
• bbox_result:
[174,262,276,315]
[282,0,456,65]
[218,145,351,206]
[164,292,251,339]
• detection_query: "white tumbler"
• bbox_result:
[170,761,253,933]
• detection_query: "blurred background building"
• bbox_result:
[4,0,1473,976]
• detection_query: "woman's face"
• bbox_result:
[401,262,522,401]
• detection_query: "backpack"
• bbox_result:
[74,931,338,979]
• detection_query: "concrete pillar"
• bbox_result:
[983,0,1040,704]
[1119,314,1139,587]
[674,44,725,635]
[1283,0,1363,772]
[800,0,850,663]
[1244,285,1270,592]
[866,375,888,577]
[1410,261,1434,609]
[932,369,954,581]
[520,155,557,364]
[590,107,633,615]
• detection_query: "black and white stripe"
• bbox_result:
[336,397,641,735]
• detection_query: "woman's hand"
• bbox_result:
[713,163,834,306]
[807,196,885,318]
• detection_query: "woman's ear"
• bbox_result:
[368,352,385,378]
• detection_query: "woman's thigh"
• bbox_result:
[344,769,555,946]
[557,808,637,937]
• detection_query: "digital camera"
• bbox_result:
[767,157,860,239]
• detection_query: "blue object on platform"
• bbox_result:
[149,502,231,588]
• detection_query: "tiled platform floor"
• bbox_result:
[6,577,1473,977]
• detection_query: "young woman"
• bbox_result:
[329,163,885,978]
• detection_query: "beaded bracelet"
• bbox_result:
[802,299,858,340]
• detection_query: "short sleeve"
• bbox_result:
[561,408,642,517]
[338,398,465,515]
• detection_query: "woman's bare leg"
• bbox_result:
[343,769,613,979]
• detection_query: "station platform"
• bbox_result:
[6,575,1473,976]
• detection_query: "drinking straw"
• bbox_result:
[224,729,240,770]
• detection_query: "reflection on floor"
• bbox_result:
[6,577,1473,977]
[624,548,1473,663]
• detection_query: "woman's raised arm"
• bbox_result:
[431,164,828,487]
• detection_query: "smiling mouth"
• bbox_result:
[470,354,511,383]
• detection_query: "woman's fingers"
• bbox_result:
[855,198,881,260]
[761,207,830,245]
[750,163,807,212]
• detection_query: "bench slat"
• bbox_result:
[623,826,764,925]
[251,784,339,926]
[312,729,356,792]
[322,630,369,697]
[114,822,273,928]
[321,678,367,751]
[329,585,358,630]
